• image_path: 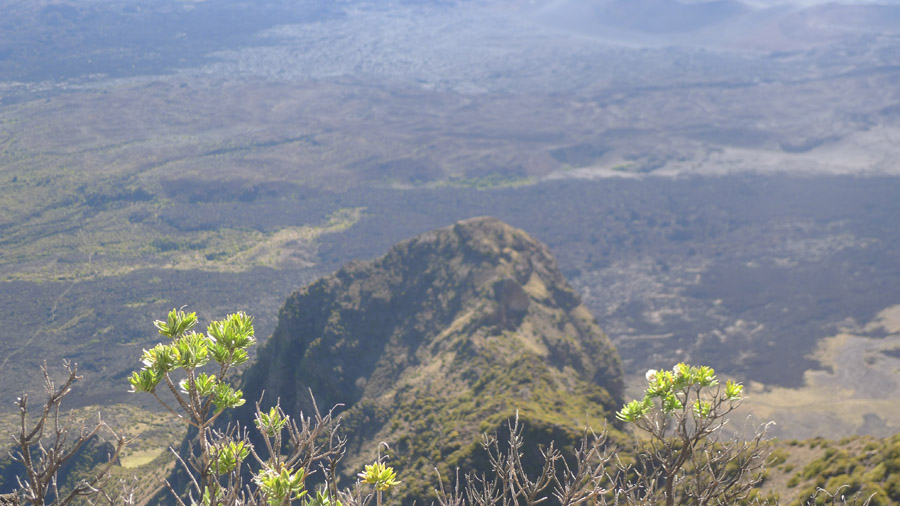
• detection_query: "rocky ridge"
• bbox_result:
[235,217,624,502]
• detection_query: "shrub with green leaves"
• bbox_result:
[129,308,251,418]
[129,309,400,506]
[614,363,768,506]
[129,308,258,505]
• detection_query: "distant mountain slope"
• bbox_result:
[235,217,624,502]
[531,0,900,50]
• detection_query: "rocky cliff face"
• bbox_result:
[237,217,624,502]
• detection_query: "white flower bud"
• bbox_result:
[645,369,658,382]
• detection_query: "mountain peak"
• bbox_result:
[237,218,623,502]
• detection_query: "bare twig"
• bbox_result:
[11,362,128,506]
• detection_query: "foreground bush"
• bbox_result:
[0,309,880,505]
[129,308,397,506]
[6,363,128,506]
[614,363,768,505]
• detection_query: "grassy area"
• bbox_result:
[1,207,364,282]
[757,435,900,505]
[432,174,537,190]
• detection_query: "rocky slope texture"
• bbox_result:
[236,217,624,502]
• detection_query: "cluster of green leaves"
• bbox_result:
[358,462,400,492]
[256,407,290,438]
[614,363,763,506]
[306,489,343,506]
[255,466,307,506]
[129,309,252,419]
[616,363,743,423]
[213,441,250,476]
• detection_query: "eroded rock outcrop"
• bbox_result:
[235,217,623,503]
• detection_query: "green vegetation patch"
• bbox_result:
[1,204,364,282]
